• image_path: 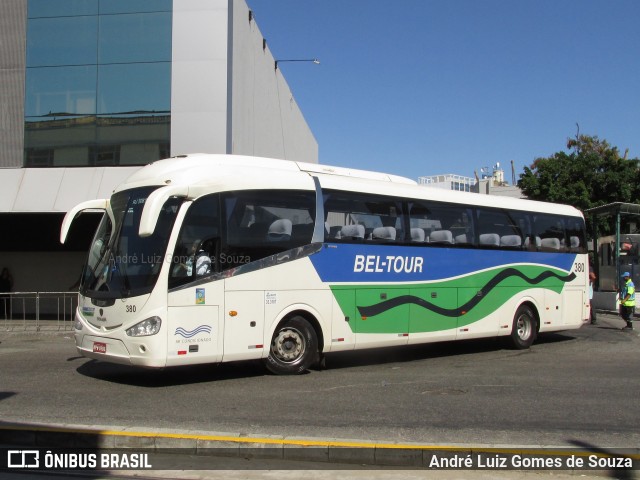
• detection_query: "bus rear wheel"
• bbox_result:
[509,305,537,349]
[265,316,318,375]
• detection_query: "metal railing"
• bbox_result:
[0,292,78,332]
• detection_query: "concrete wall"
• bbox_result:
[0,167,140,212]
[0,0,26,168]
[170,0,230,156]
[229,0,318,163]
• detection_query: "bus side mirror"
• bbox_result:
[60,199,110,244]
[138,185,188,237]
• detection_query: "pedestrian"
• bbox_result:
[619,271,635,330]
[589,269,597,325]
[0,267,14,319]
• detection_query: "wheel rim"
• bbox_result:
[271,327,305,364]
[516,314,532,340]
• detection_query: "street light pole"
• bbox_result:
[274,58,320,70]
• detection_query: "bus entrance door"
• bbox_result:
[166,283,224,366]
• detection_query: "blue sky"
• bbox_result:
[246,0,640,183]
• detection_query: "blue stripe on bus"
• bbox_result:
[309,243,576,283]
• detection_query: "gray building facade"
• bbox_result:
[0,0,318,293]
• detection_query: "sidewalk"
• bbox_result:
[1,420,638,478]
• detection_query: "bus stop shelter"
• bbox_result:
[585,202,640,310]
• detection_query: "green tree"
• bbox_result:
[518,135,640,213]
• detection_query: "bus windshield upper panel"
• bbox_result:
[81,186,181,299]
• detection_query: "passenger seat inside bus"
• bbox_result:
[410,228,425,242]
[500,235,522,247]
[267,219,292,242]
[540,237,561,250]
[454,233,470,244]
[479,233,500,247]
[371,226,396,241]
[569,236,581,249]
[335,224,365,241]
[428,230,453,244]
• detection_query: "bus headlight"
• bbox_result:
[126,317,162,337]
[74,318,83,330]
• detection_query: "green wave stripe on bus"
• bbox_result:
[330,265,576,334]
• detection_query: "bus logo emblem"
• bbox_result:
[196,288,205,304]
[175,325,212,338]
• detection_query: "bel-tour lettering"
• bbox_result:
[353,254,424,273]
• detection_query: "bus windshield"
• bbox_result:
[81,186,182,299]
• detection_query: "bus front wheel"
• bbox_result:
[265,316,318,375]
[509,305,537,349]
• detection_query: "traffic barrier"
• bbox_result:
[0,292,77,331]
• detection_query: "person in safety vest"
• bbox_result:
[589,268,597,325]
[619,272,635,330]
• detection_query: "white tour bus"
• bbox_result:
[61,154,589,374]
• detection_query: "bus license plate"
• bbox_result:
[93,342,107,354]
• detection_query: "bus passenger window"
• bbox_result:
[323,190,403,243]
[409,200,473,247]
[533,214,567,252]
[169,194,221,288]
[476,208,524,250]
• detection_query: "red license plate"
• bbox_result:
[93,342,107,354]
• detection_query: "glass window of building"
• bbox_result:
[99,0,172,15]
[28,0,98,18]
[24,0,172,167]
[98,63,171,115]
[99,12,171,64]
[27,16,98,67]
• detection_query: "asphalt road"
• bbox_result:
[0,313,638,449]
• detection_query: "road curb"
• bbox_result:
[1,422,639,470]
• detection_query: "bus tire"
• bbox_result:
[265,315,318,375]
[509,305,537,349]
